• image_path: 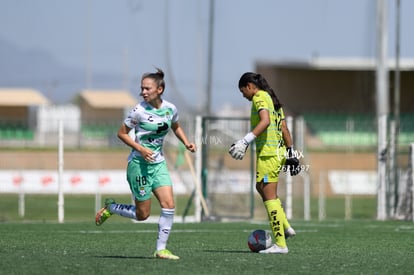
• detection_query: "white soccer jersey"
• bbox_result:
[124,100,178,163]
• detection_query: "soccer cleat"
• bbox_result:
[95,198,116,226]
[285,227,296,239]
[259,244,288,254]
[154,249,180,260]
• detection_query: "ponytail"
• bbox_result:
[142,67,166,91]
[238,72,282,110]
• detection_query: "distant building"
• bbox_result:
[256,57,414,116]
[0,88,50,126]
[75,89,138,125]
[256,57,414,147]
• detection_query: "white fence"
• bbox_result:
[0,168,254,222]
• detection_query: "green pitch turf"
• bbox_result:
[1,220,413,274]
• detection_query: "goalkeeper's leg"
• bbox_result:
[264,199,287,248]
[278,198,296,239]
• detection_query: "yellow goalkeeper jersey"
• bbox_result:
[251,90,285,156]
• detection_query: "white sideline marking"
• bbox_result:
[80,229,252,234]
[80,228,319,234]
[242,229,318,234]
[395,225,414,232]
[130,216,197,223]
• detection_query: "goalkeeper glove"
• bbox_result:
[285,147,301,176]
[229,132,256,160]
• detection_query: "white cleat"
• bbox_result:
[259,244,288,254]
[285,227,296,239]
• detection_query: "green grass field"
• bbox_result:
[0,193,377,223]
[0,195,414,275]
[1,220,414,274]
[1,194,412,274]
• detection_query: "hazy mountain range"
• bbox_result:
[0,39,129,105]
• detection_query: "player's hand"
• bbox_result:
[285,157,301,176]
[229,139,249,160]
[286,147,301,176]
[186,143,197,153]
[140,147,155,162]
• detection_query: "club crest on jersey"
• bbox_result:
[139,187,146,197]
[165,111,172,120]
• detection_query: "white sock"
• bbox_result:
[156,208,175,251]
[109,204,137,219]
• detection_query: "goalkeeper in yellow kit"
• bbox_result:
[229,72,301,254]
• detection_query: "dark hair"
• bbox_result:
[238,72,282,109]
[142,67,166,91]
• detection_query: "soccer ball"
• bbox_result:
[247,229,272,252]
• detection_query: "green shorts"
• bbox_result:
[256,154,286,183]
[126,158,172,201]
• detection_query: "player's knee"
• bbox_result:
[136,210,150,221]
[160,202,175,209]
[255,184,264,197]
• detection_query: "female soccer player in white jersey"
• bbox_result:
[229,72,301,254]
[95,68,196,260]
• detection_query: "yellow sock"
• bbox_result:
[276,198,291,230]
[264,199,286,248]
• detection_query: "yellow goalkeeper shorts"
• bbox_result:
[256,155,285,183]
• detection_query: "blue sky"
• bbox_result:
[1,0,413,112]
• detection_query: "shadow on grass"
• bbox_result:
[203,250,251,254]
[94,255,154,260]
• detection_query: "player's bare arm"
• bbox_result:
[117,123,155,161]
[281,120,293,147]
[252,108,270,137]
[171,122,196,152]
